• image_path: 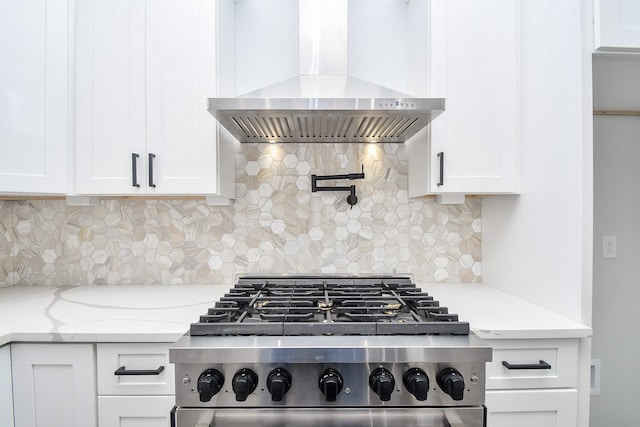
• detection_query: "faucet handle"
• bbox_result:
[347,186,358,208]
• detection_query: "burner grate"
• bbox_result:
[189,276,470,336]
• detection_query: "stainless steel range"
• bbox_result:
[170,276,492,427]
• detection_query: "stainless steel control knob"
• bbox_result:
[437,367,465,401]
[266,368,292,402]
[232,368,258,402]
[319,368,343,402]
[196,369,224,402]
[403,368,429,401]
[369,367,395,401]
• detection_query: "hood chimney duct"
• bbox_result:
[208,0,445,143]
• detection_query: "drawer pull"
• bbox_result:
[148,153,157,188]
[501,360,551,370]
[437,152,445,186]
[114,365,165,376]
[131,153,141,187]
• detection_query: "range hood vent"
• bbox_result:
[209,79,444,143]
[208,0,444,144]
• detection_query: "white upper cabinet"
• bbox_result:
[0,0,69,195]
[75,0,146,195]
[594,0,640,51]
[407,0,521,198]
[75,0,235,198]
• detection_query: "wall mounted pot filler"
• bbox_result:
[311,166,365,207]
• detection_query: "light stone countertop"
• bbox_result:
[0,283,591,347]
[423,283,592,339]
[0,285,227,346]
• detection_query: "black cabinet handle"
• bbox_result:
[131,153,140,187]
[437,152,444,186]
[501,360,551,370]
[148,153,156,188]
[114,365,165,376]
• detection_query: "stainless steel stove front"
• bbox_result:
[170,334,491,427]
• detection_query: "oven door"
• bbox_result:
[173,407,486,427]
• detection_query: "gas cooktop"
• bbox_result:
[171,275,490,427]
[189,275,469,336]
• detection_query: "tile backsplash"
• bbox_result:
[0,143,481,286]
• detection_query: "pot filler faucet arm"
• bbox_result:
[311,165,365,207]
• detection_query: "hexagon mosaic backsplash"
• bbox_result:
[0,143,481,286]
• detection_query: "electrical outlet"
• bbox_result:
[602,235,617,259]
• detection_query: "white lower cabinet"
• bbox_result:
[11,343,97,427]
[484,338,580,426]
[8,342,176,427]
[97,343,175,427]
[1,345,14,427]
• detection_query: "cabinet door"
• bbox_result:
[98,396,174,427]
[486,389,578,427]
[76,0,147,194]
[414,0,520,195]
[595,0,640,51]
[0,345,14,427]
[0,0,68,194]
[145,0,219,195]
[12,343,97,427]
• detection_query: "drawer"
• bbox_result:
[485,339,579,389]
[97,343,175,395]
[98,395,175,427]
[486,389,578,427]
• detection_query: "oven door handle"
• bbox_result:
[114,365,165,376]
[174,407,486,427]
[444,408,465,427]
[501,360,551,370]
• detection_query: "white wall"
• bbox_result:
[590,54,640,427]
[482,0,593,325]
[234,0,299,95]
[482,6,593,424]
[348,0,409,94]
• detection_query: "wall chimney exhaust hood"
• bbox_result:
[208,0,444,144]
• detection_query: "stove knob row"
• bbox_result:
[198,368,293,402]
[367,367,463,402]
[196,369,224,402]
[198,366,464,403]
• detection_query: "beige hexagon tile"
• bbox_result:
[0,143,481,286]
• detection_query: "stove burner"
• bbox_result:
[259,312,315,322]
[190,276,469,336]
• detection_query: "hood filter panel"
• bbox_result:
[216,111,437,143]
